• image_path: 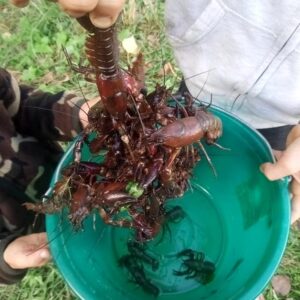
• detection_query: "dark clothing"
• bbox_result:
[0,68,84,284]
[257,125,295,151]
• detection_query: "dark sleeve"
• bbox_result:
[0,232,27,284]
[0,189,36,285]
[0,68,85,142]
[15,89,86,142]
[257,125,294,151]
[0,68,82,284]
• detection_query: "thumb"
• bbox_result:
[58,0,98,18]
[260,161,291,181]
[89,0,126,28]
[25,248,51,268]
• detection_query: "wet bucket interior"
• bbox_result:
[46,106,290,300]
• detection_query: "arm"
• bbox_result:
[0,68,87,141]
[15,86,87,142]
[260,124,300,224]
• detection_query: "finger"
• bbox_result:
[260,138,300,180]
[22,232,48,246]
[24,233,51,268]
[58,0,98,18]
[10,0,29,7]
[292,171,300,184]
[21,232,49,258]
[24,248,51,268]
[290,179,300,224]
[286,124,300,146]
[260,162,291,181]
[34,232,48,246]
[89,0,125,28]
[291,177,300,195]
[291,195,300,224]
[5,244,51,269]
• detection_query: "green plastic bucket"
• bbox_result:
[46,106,290,300]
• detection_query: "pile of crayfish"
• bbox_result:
[25,16,223,242]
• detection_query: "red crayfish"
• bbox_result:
[25,15,223,242]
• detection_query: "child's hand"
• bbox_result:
[3,233,51,269]
[260,124,300,224]
[79,96,100,128]
[10,0,125,28]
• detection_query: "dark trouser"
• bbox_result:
[257,125,295,151]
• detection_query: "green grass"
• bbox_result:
[0,0,179,93]
[0,263,76,300]
[0,0,300,299]
[263,227,300,300]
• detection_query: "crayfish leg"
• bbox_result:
[160,147,181,184]
[173,268,191,276]
[197,141,217,177]
[99,208,134,228]
[212,142,231,151]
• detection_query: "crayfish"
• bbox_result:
[119,254,160,297]
[25,15,223,243]
[173,249,215,284]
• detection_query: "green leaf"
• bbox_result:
[118,28,132,41]
[55,31,68,46]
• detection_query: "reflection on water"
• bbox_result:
[236,173,272,229]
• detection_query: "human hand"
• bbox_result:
[3,233,51,269]
[260,125,300,224]
[79,96,100,128]
[10,0,125,28]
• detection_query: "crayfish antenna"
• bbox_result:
[129,93,146,135]
[22,105,88,125]
[195,72,210,102]
[62,46,97,112]
[62,46,95,76]
[170,95,189,117]
[197,141,217,177]
[184,68,216,82]
[191,182,213,200]
[187,179,193,192]
[206,93,213,109]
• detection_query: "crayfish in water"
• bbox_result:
[173,249,215,284]
[25,15,223,242]
[119,253,160,297]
